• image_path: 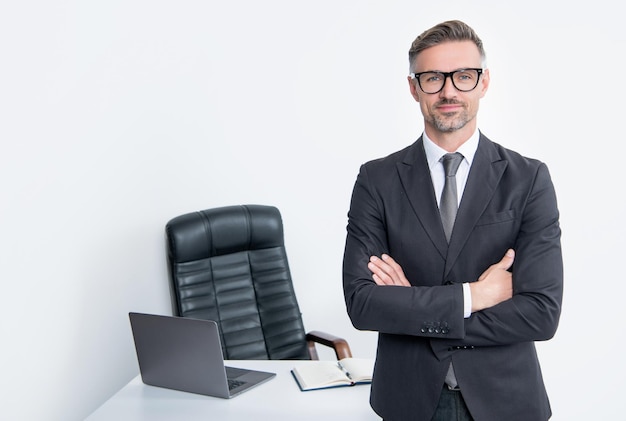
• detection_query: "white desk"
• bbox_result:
[86,360,382,420]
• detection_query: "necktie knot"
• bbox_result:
[441,152,463,177]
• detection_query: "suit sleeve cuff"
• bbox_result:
[463,282,472,318]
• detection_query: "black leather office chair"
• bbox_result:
[165,204,352,361]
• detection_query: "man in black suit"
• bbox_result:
[342,20,563,421]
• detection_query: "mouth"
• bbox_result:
[436,102,464,113]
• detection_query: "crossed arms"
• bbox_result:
[368,249,515,313]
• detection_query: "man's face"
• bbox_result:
[408,41,489,135]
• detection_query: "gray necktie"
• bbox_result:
[440,152,463,389]
[439,152,463,243]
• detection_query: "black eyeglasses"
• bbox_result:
[410,68,483,94]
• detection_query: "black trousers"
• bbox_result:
[382,386,474,421]
[430,386,474,421]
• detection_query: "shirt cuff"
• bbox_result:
[462,282,472,318]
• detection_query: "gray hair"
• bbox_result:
[408,20,487,72]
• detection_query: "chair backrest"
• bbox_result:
[165,204,310,360]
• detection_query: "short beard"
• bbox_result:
[427,100,472,133]
[430,111,470,132]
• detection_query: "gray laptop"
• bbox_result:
[128,312,276,398]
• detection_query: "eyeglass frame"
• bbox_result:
[409,68,484,94]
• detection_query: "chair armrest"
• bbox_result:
[305,331,353,360]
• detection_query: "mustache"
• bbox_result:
[435,99,464,107]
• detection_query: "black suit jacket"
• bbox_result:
[343,134,563,421]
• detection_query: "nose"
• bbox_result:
[439,74,457,97]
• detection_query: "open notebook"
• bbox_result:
[291,357,374,391]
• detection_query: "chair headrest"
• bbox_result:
[166,205,284,263]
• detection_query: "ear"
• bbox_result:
[408,76,421,102]
[478,68,490,98]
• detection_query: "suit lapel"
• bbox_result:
[397,138,449,259]
[396,135,508,271]
[444,135,508,275]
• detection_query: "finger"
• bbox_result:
[477,249,515,282]
[496,249,515,270]
[371,269,395,286]
[368,257,390,278]
[381,254,402,273]
[371,273,382,285]
[368,259,394,285]
[381,254,410,286]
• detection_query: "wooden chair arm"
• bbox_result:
[305,331,353,360]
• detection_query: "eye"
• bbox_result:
[456,72,474,81]
[424,73,442,83]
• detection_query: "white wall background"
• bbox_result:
[1,1,623,420]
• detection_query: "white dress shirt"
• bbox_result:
[422,129,480,318]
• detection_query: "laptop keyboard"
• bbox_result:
[225,366,250,390]
[228,378,246,390]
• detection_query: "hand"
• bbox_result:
[469,249,515,312]
[368,254,411,287]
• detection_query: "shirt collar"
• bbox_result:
[423,129,480,170]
